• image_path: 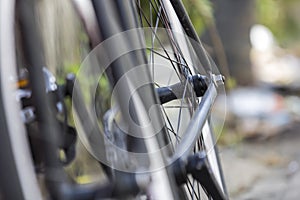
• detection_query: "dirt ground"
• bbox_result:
[220,124,300,199]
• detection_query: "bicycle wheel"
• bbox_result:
[1,0,112,199]
[0,0,44,199]
[134,0,228,199]
[75,0,228,199]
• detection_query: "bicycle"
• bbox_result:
[0,0,228,199]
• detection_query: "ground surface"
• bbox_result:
[220,125,300,200]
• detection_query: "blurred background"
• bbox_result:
[184,0,300,199]
[34,0,300,199]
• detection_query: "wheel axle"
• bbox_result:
[156,74,208,104]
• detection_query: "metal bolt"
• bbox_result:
[213,74,224,87]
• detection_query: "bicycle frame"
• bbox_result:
[172,79,219,161]
[170,77,227,200]
[165,1,227,197]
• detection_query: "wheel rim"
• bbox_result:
[136,0,226,198]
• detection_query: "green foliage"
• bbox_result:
[56,63,80,84]
[182,0,213,34]
[256,0,300,47]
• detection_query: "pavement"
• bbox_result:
[220,124,300,199]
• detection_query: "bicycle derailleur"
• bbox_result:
[16,68,77,171]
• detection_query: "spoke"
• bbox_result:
[151,0,161,11]
[176,78,189,137]
[166,127,181,141]
[154,82,162,88]
[197,139,201,151]
[161,106,181,144]
[147,48,189,67]
[187,177,200,200]
[149,1,154,80]
[186,180,195,199]
[201,134,206,151]
[193,143,196,153]
[151,6,162,44]
[137,0,143,27]
[165,127,175,151]
[150,0,191,72]
[192,179,195,200]
[151,5,162,81]
[202,185,210,199]
[163,105,191,109]
[135,1,183,81]
[197,181,201,199]
[138,0,195,84]
[159,7,193,78]
[167,70,174,85]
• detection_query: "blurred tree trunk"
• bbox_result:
[35,0,81,75]
[203,0,255,86]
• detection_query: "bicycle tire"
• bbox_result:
[0,0,44,199]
